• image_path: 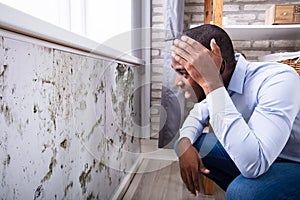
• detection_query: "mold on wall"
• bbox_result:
[0,33,141,199]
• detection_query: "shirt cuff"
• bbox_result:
[178,131,196,144]
[206,86,232,117]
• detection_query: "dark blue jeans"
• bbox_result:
[174,133,300,200]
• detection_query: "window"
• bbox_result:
[0,0,132,52]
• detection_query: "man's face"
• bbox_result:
[172,58,206,102]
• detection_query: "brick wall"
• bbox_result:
[150,0,300,138]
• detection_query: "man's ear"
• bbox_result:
[210,38,222,58]
[210,38,223,68]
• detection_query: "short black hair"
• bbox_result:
[184,24,236,69]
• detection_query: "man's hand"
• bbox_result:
[171,36,224,95]
[177,138,210,196]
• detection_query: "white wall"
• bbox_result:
[0,28,140,199]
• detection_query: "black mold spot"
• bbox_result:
[33,185,43,200]
[60,139,67,149]
[33,105,38,113]
[0,64,8,77]
[131,136,134,143]
[0,102,13,125]
[42,79,55,85]
[3,154,10,166]
[87,193,95,200]
[11,87,15,94]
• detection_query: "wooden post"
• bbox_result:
[204,0,213,24]
[202,0,224,196]
[202,175,215,195]
[213,0,223,27]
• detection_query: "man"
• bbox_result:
[171,24,300,200]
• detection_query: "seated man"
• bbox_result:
[172,24,300,200]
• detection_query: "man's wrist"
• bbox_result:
[203,79,224,95]
[178,137,192,157]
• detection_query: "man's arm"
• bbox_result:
[207,73,300,178]
[178,100,209,144]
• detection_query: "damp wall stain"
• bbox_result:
[0,33,141,199]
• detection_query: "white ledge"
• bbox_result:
[0,3,144,66]
[224,25,300,41]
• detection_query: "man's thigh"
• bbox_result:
[226,161,300,200]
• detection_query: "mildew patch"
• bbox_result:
[87,116,102,140]
[63,181,73,198]
[98,162,105,173]
[49,109,56,131]
[111,63,134,132]
[79,164,92,194]
[99,81,105,94]
[41,147,57,183]
[41,142,51,153]
[94,80,105,103]
[87,192,95,200]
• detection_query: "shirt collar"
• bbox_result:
[227,53,248,95]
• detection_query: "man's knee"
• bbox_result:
[226,176,258,200]
[226,174,300,200]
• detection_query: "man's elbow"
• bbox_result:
[239,162,270,179]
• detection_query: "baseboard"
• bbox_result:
[111,156,144,200]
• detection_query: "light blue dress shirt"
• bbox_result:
[179,54,300,178]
